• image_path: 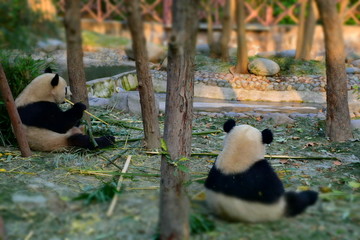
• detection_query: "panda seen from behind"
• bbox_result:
[204,119,318,222]
[15,68,115,152]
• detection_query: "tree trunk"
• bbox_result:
[159,0,199,239]
[295,0,316,60]
[125,0,161,149]
[0,64,32,157]
[315,0,353,142]
[219,0,234,61]
[203,1,214,54]
[234,0,248,73]
[64,0,89,108]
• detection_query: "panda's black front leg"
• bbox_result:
[64,102,87,126]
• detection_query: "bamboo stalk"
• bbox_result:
[106,155,132,217]
[24,230,34,240]
[192,130,222,135]
[65,98,109,126]
[127,186,159,190]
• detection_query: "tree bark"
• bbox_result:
[159,0,199,239]
[125,0,161,149]
[219,0,234,61]
[203,0,214,55]
[315,0,353,142]
[295,0,316,60]
[234,0,248,73]
[64,0,89,108]
[0,64,32,157]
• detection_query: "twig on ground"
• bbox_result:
[106,155,132,217]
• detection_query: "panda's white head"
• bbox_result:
[215,119,273,174]
[15,72,70,107]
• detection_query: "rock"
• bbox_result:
[256,51,276,58]
[248,58,280,76]
[262,113,295,125]
[275,49,296,58]
[351,59,360,68]
[346,52,360,63]
[37,39,65,53]
[110,91,159,116]
[196,44,210,54]
[89,97,110,107]
[346,67,360,74]
[125,41,165,63]
[121,74,138,91]
[351,119,360,129]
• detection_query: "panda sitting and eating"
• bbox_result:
[205,119,318,222]
[15,68,114,152]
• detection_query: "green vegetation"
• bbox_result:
[0,0,60,50]
[195,54,326,76]
[0,51,52,145]
[0,111,359,239]
[82,30,130,49]
[267,56,326,76]
[195,54,234,73]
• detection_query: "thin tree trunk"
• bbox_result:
[315,0,353,142]
[0,64,32,157]
[234,0,248,73]
[220,0,234,61]
[64,0,89,108]
[203,0,215,56]
[295,0,316,60]
[159,0,199,239]
[125,0,161,149]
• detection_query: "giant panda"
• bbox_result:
[204,119,318,222]
[15,69,115,152]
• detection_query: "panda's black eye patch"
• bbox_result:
[262,129,273,144]
[65,87,67,95]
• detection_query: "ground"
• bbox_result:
[0,107,359,240]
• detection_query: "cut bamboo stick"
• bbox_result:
[106,155,132,217]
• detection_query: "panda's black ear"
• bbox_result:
[44,67,53,73]
[51,74,59,87]
[223,119,236,133]
[262,129,273,144]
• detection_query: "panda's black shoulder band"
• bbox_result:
[262,129,273,144]
[223,119,236,133]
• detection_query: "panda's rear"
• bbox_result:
[204,119,318,222]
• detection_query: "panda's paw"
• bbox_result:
[73,102,87,112]
[95,136,115,148]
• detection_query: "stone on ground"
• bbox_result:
[110,91,159,116]
[248,58,280,76]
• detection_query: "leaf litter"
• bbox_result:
[0,108,359,239]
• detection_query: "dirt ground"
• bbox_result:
[0,108,359,240]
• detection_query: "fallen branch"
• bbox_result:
[106,155,132,217]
